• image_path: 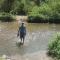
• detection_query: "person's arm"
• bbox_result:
[24,27,26,35]
[17,27,20,37]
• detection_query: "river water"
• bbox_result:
[0,22,60,57]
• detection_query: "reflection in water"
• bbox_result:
[0,22,60,56]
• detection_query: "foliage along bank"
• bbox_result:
[0,0,60,23]
[48,33,60,59]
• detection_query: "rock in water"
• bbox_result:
[16,41,23,47]
[20,42,23,45]
[2,54,7,59]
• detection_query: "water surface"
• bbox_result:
[0,22,60,56]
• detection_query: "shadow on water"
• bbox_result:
[0,22,60,56]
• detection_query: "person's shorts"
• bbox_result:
[20,33,25,38]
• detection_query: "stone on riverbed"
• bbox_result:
[16,39,23,46]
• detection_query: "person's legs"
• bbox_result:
[23,37,24,44]
[22,36,25,44]
[20,34,25,44]
[20,34,23,43]
[20,38,22,42]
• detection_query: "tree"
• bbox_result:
[1,0,15,13]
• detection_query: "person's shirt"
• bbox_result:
[19,26,26,35]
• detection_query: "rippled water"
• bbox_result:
[0,22,60,56]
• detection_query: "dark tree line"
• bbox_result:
[0,0,15,13]
[0,0,46,13]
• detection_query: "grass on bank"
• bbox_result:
[48,33,60,59]
[0,12,16,22]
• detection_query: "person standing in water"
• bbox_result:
[17,22,26,44]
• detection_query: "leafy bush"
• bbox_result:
[0,12,15,22]
[28,16,48,23]
[11,3,26,15]
[48,33,60,59]
[28,0,60,23]
[28,5,50,23]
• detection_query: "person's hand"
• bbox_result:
[17,33,19,37]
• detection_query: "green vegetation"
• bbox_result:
[0,12,15,22]
[48,33,60,59]
[0,0,15,13]
[0,0,60,22]
[28,0,60,23]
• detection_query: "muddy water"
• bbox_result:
[0,22,60,56]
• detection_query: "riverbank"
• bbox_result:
[16,15,60,24]
[28,16,60,23]
[0,15,60,24]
